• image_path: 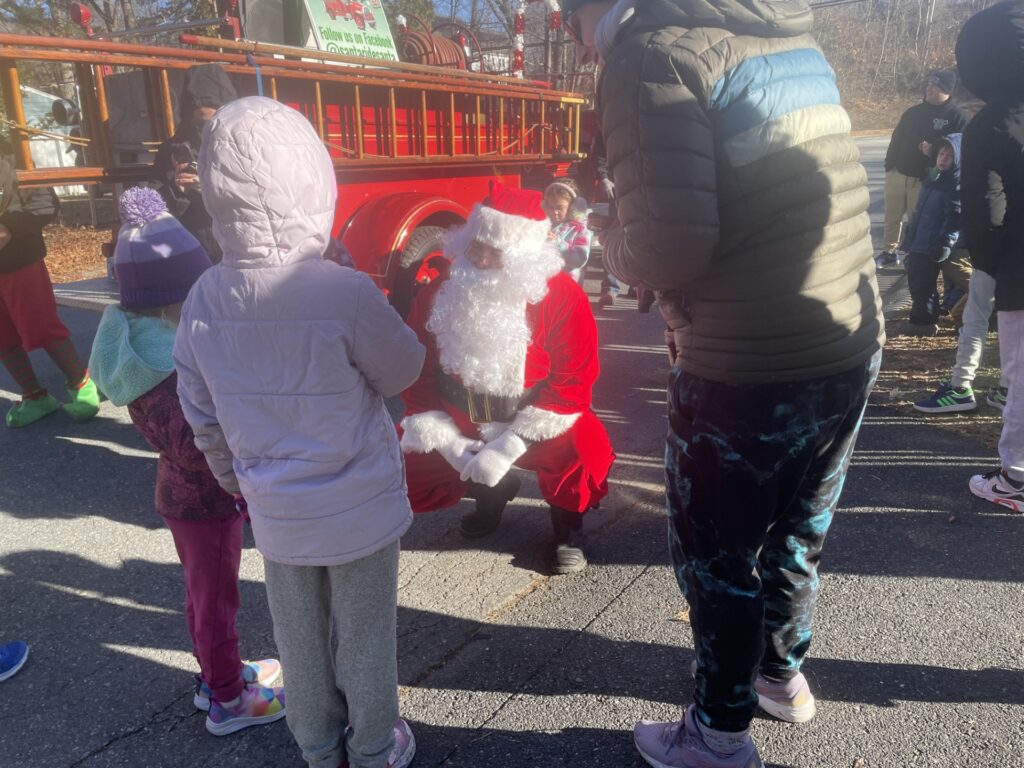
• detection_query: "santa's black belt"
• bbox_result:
[438,372,524,424]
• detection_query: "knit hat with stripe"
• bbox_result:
[114,186,212,310]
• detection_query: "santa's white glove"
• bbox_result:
[459,429,529,487]
[438,435,486,474]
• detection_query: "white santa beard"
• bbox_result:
[428,243,563,398]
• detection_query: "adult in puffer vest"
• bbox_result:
[563,1,883,766]
[174,96,424,768]
[89,186,286,738]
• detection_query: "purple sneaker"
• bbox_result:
[633,706,763,768]
[687,659,817,724]
[755,672,816,723]
[194,658,282,711]
[388,718,416,768]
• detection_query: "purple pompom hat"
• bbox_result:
[114,186,212,310]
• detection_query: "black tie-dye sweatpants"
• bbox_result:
[666,352,881,732]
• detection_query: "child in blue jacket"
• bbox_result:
[903,133,964,335]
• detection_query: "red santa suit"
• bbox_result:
[399,185,614,515]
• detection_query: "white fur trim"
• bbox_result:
[400,410,460,453]
[462,204,551,254]
[508,406,580,442]
[477,421,507,442]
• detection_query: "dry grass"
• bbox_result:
[874,310,1004,451]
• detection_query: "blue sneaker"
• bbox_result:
[0,641,29,682]
[194,658,282,711]
[913,381,977,414]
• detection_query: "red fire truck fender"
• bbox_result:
[338,191,468,284]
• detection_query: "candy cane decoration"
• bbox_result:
[512,1,526,78]
[512,0,562,78]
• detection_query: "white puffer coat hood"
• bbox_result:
[176,97,425,566]
[198,96,337,269]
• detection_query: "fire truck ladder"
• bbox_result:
[0,33,585,188]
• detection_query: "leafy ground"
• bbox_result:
[874,308,1004,453]
[44,225,110,284]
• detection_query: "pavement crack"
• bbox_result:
[68,690,196,767]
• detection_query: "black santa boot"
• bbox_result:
[461,474,521,538]
[550,505,588,574]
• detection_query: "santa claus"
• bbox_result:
[399,182,615,574]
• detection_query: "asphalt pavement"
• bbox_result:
[1,138,1021,768]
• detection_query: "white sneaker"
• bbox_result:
[969,469,1024,512]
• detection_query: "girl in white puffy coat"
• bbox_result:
[174,97,425,768]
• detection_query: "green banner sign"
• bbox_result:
[303,0,400,61]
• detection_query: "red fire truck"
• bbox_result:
[0,29,583,314]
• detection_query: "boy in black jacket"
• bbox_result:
[878,70,968,267]
[960,0,1024,511]
[0,148,98,427]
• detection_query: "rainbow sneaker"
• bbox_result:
[206,683,286,736]
[194,658,282,711]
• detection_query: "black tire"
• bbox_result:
[390,225,446,319]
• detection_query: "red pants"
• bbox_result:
[0,260,69,351]
[163,512,245,702]
[405,410,614,514]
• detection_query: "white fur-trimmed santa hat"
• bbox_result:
[460,180,552,253]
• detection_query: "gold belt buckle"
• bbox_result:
[466,391,494,423]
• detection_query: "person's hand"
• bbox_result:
[437,435,486,474]
[459,429,528,487]
[599,178,616,201]
[919,140,933,157]
[936,246,952,262]
[233,494,249,521]
[174,172,200,192]
[547,230,557,240]
[0,224,11,251]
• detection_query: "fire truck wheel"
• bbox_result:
[391,225,447,319]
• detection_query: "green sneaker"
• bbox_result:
[63,373,100,422]
[6,393,59,428]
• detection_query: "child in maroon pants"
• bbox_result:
[0,151,98,427]
[89,187,286,736]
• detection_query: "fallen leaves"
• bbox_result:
[43,225,111,284]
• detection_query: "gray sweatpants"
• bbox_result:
[951,268,1008,390]
[264,541,400,768]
